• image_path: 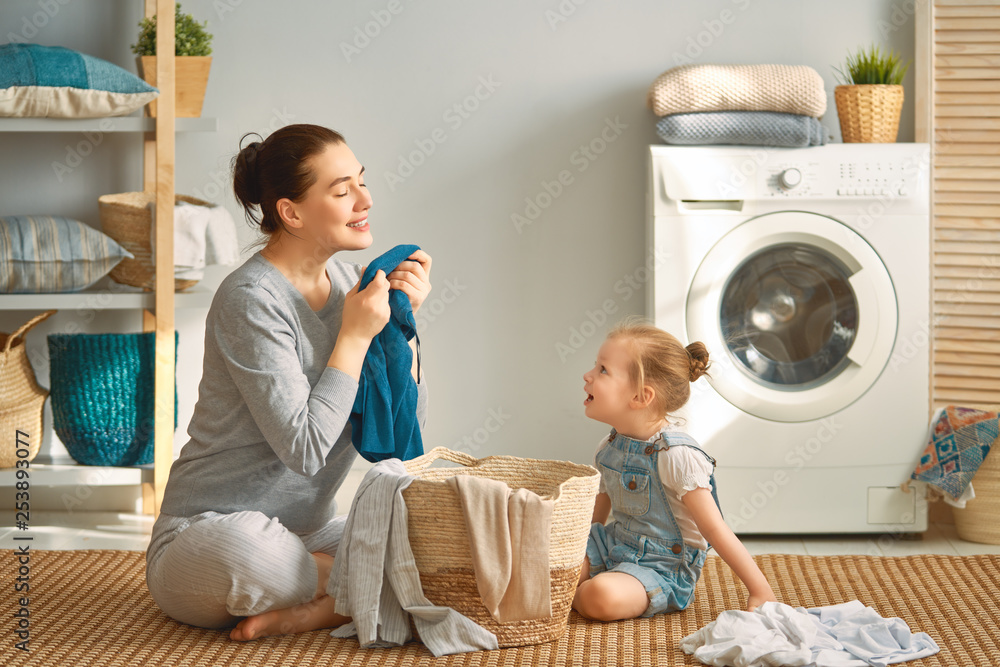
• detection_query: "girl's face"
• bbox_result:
[583,337,637,427]
[290,142,373,253]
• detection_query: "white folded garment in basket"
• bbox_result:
[445,475,554,623]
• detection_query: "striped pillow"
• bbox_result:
[0,216,133,293]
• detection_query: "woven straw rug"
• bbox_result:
[2,550,998,666]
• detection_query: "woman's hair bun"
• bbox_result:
[686,341,711,382]
[233,134,264,207]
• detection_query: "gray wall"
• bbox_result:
[1,0,917,468]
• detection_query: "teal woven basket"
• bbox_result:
[47,332,178,466]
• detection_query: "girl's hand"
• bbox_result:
[387,249,433,314]
[747,589,777,613]
[341,269,391,342]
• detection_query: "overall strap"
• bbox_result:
[650,433,717,468]
[649,433,725,525]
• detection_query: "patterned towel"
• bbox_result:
[911,406,999,501]
[655,111,826,147]
[646,64,827,118]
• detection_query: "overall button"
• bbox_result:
[644,446,653,455]
[628,480,637,490]
[672,544,682,554]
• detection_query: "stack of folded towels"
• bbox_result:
[647,64,828,148]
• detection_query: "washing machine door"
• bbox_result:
[687,211,897,422]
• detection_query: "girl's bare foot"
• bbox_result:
[230,595,350,640]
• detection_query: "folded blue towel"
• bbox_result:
[348,244,424,463]
[656,111,826,147]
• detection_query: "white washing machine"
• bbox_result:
[648,144,930,534]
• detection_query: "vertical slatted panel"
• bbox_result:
[930,0,1000,412]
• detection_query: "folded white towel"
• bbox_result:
[172,202,209,271]
[203,203,239,267]
[150,201,241,280]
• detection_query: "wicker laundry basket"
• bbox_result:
[99,191,212,292]
[953,436,1000,545]
[47,332,178,466]
[0,310,56,468]
[834,84,904,143]
[403,447,600,648]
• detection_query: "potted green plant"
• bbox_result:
[833,45,911,143]
[131,3,213,118]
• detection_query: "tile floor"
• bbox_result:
[4,465,999,556]
[4,511,999,556]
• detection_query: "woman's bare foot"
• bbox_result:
[230,594,350,640]
[229,551,347,641]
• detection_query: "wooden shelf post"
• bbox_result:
[152,0,176,516]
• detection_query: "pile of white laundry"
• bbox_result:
[681,600,940,667]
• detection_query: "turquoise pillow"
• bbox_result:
[0,44,158,118]
[0,216,134,293]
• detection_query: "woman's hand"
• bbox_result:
[328,270,391,380]
[341,269,391,342]
[387,249,433,314]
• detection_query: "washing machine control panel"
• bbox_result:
[760,156,924,201]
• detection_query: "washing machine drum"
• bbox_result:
[687,212,897,423]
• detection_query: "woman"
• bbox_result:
[145,124,432,640]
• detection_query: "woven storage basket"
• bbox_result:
[0,310,56,468]
[402,447,600,648]
[47,332,177,466]
[834,84,904,143]
[954,433,1000,545]
[99,191,212,292]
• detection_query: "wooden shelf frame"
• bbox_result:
[0,1,205,517]
[146,0,176,517]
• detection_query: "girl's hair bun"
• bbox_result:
[686,341,711,382]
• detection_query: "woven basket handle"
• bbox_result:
[4,309,57,354]
[407,446,479,471]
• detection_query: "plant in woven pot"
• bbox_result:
[132,3,212,118]
[833,45,910,143]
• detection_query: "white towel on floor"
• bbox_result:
[681,600,940,667]
[150,201,241,280]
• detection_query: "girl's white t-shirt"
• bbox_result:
[594,431,714,549]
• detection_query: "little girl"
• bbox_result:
[574,320,776,621]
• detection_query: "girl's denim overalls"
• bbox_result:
[586,428,722,616]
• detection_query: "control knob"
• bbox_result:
[778,168,803,190]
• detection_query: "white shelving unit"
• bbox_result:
[0,117,217,133]
[4,455,152,488]
[0,1,211,515]
[0,284,214,311]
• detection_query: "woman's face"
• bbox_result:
[292,142,373,253]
